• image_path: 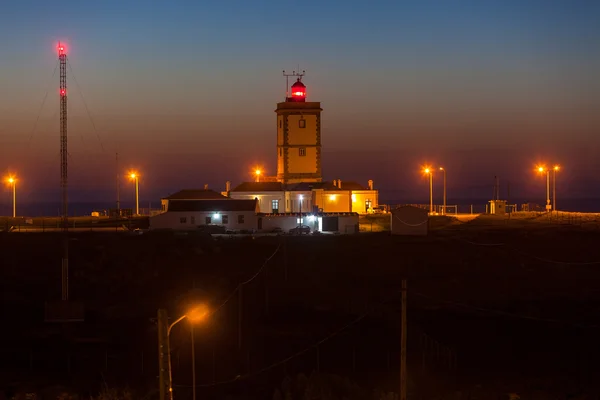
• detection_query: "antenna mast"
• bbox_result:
[282,69,305,100]
[58,42,69,301]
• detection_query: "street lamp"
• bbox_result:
[5,176,16,218]
[423,167,433,214]
[439,167,446,215]
[553,165,560,212]
[255,169,261,183]
[536,166,551,212]
[129,172,139,215]
[167,304,209,400]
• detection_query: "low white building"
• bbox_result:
[390,206,429,236]
[151,199,259,231]
[259,212,359,234]
[160,188,228,212]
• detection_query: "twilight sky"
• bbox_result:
[1,0,599,207]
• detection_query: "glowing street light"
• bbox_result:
[129,172,139,215]
[536,165,551,211]
[439,167,446,215]
[553,165,560,212]
[255,168,261,183]
[5,175,16,217]
[166,304,209,400]
[423,167,433,214]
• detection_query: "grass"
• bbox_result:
[1,214,600,398]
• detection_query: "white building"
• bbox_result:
[160,188,228,212]
[390,206,429,236]
[151,199,259,231]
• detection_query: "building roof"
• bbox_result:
[167,199,257,212]
[163,189,228,200]
[231,182,285,192]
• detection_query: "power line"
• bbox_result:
[26,60,59,148]
[450,236,600,265]
[209,243,281,317]
[67,60,105,152]
[176,287,403,389]
[412,291,597,329]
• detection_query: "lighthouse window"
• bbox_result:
[299,119,306,128]
[299,147,306,156]
[279,120,282,128]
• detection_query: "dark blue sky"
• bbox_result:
[1,0,599,205]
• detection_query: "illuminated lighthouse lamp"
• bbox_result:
[289,79,306,102]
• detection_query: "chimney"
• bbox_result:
[368,179,373,190]
[204,184,209,190]
[333,180,337,188]
[225,181,231,192]
[338,179,342,189]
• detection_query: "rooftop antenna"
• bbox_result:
[282,69,305,100]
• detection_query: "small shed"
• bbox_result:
[488,200,507,215]
[391,206,429,236]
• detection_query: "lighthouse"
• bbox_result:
[276,75,322,184]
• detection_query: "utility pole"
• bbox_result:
[238,285,243,350]
[191,326,196,400]
[157,309,171,400]
[116,152,120,212]
[400,279,407,400]
[58,42,69,302]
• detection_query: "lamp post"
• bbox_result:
[6,176,16,218]
[553,165,560,212]
[298,194,303,226]
[424,168,433,214]
[537,166,551,212]
[130,172,139,215]
[165,305,209,400]
[255,169,261,183]
[439,167,446,215]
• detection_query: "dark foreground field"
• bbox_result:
[1,215,600,399]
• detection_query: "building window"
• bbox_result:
[238,214,245,224]
[162,203,166,211]
[180,217,187,224]
[299,147,306,156]
[272,199,279,213]
[279,120,282,129]
[205,216,211,224]
[299,118,306,128]
[222,215,229,224]
[279,148,282,157]
[191,216,195,225]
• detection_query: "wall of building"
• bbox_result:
[314,190,352,213]
[229,192,285,214]
[286,115,318,145]
[351,190,379,214]
[287,146,318,174]
[150,211,258,231]
[260,215,312,232]
[338,215,360,234]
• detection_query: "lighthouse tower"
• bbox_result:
[276,75,322,184]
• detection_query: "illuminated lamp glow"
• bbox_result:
[329,194,336,201]
[213,213,220,219]
[299,195,303,200]
[292,91,305,96]
[351,194,357,202]
[60,89,66,96]
[307,215,315,221]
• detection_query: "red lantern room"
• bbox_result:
[288,78,306,102]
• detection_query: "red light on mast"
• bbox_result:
[57,42,66,56]
[60,89,66,96]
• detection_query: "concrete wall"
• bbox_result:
[338,215,360,234]
[150,211,258,231]
[260,215,311,232]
